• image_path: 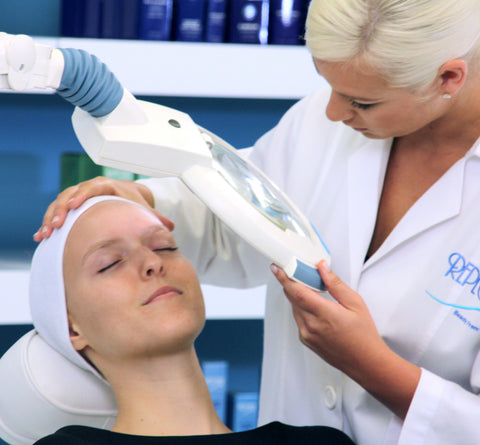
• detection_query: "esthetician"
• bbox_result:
[35,0,480,444]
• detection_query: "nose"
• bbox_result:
[325,91,355,122]
[140,248,164,279]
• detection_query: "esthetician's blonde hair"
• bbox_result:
[305,0,480,93]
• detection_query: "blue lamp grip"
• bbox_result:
[292,260,326,291]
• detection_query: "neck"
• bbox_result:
[102,347,230,437]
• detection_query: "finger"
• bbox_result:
[33,177,119,242]
[33,224,53,242]
[33,199,70,241]
[33,185,83,241]
[317,260,363,309]
[155,212,175,232]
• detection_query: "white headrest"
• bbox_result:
[0,330,117,445]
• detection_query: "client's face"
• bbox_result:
[63,201,205,365]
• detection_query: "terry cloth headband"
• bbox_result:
[29,195,146,375]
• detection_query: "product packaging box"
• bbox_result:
[60,153,136,191]
[202,360,229,423]
[229,392,259,432]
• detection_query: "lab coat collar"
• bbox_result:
[346,137,392,288]
[363,137,480,273]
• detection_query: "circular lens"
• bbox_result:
[210,143,309,237]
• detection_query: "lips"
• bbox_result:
[143,286,182,305]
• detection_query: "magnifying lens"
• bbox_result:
[72,98,330,291]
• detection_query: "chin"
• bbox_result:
[360,130,384,139]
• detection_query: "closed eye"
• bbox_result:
[98,259,121,273]
[154,247,178,253]
[350,100,375,110]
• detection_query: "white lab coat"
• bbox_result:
[139,87,480,444]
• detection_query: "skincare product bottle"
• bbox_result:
[268,0,305,45]
[60,0,85,37]
[139,0,174,41]
[205,0,227,43]
[82,0,103,38]
[230,392,259,432]
[202,361,229,423]
[174,0,206,42]
[102,0,123,39]
[120,0,141,39]
[228,0,269,45]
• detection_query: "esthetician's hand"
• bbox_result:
[270,260,421,419]
[33,177,174,241]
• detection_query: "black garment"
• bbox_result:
[34,421,355,444]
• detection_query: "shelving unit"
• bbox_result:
[30,37,326,99]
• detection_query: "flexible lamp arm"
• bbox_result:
[57,48,124,118]
[0,33,141,121]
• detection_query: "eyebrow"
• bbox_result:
[81,225,170,265]
[82,238,123,266]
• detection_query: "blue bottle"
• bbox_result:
[139,0,174,40]
[202,361,229,423]
[269,0,305,45]
[230,392,259,432]
[82,0,103,38]
[228,0,269,45]
[60,0,85,37]
[102,0,123,39]
[205,0,227,43]
[174,0,206,42]
[121,0,141,39]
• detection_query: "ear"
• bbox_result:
[68,315,89,352]
[438,59,467,97]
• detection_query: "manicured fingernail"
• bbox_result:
[270,264,279,274]
[52,216,60,225]
[41,226,49,234]
[318,260,330,274]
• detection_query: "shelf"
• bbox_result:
[0,251,265,324]
[18,37,326,99]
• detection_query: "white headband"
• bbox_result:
[29,195,142,375]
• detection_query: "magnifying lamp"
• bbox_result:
[0,34,330,291]
[72,98,330,291]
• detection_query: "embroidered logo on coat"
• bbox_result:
[426,252,480,312]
